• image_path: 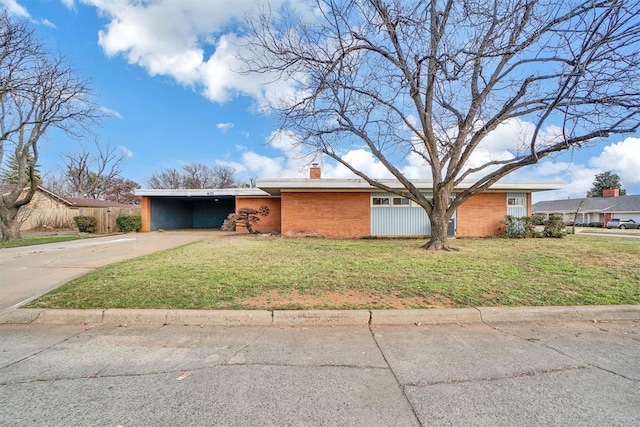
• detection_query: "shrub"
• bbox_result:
[221,208,260,233]
[116,215,142,232]
[543,215,565,238]
[531,215,545,226]
[73,215,97,233]
[503,215,540,238]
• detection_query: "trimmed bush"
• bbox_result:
[503,215,540,238]
[73,215,97,233]
[543,215,565,238]
[116,215,142,232]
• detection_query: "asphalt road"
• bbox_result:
[0,231,224,309]
[1,320,638,426]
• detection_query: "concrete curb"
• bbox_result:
[370,308,481,325]
[0,305,638,327]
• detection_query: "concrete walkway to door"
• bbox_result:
[0,231,228,310]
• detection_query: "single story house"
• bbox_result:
[532,189,640,225]
[1,184,140,232]
[135,166,561,237]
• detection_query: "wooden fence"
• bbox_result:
[78,207,141,234]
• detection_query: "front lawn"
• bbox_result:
[27,235,640,310]
[0,233,98,249]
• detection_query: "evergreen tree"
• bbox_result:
[0,152,41,185]
[586,171,627,197]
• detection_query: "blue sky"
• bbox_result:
[2,0,639,202]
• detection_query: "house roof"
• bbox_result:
[254,178,564,196]
[134,188,271,197]
[66,197,135,208]
[2,183,136,208]
[532,194,640,214]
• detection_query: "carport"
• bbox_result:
[136,188,271,232]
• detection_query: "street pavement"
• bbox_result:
[1,320,638,426]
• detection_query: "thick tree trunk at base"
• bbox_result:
[0,206,23,242]
[421,208,458,251]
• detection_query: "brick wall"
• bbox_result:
[281,192,370,238]
[456,192,507,237]
[235,197,282,233]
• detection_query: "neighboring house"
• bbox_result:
[0,184,140,232]
[135,166,562,237]
[532,189,640,225]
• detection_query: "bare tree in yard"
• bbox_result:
[60,139,125,198]
[0,13,98,241]
[245,0,640,250]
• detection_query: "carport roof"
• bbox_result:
[135,188,270,197]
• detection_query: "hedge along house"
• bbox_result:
[136,166,561,237]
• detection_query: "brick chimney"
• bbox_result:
[310,163,321,179]
[602,188,620,197]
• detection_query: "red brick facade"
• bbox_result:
[280,192,370,238]
[235,197,282,233]
[457,193,508,237]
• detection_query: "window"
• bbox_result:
[507,197,525,207]
[372,197,390,206]
[392,197,410,206]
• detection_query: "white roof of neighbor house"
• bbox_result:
[134,188,270,197]
[254,178,564,196]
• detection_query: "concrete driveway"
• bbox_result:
[0,231,226,310]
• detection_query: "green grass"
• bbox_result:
[27,235,640,310]
[0,233,100,248]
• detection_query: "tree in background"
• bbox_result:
[586,171,627,197]
[147,163,239,189]
[0,152,41,184]
[101,177,141,204]
[60,139,125,198]
[245,0,640,250]
[0,13,98,241]
[147,168,182,189]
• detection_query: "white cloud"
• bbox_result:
[73,0,302,107]
[118,145,133,158]
[1,0,56,26]
[217,122,234,133]
[1,0,30,18]
[99,106,123,119]
[589,137,640,185]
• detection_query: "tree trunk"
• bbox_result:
[0,204,23,241]
[421,188,457,251]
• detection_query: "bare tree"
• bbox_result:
[147,168,183,189]
[182,162,218,189]
[60,139,125,198]
[0,13,98,241]
[244,0,640,250]
[147,163,239,189]
[212,165,239,188]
